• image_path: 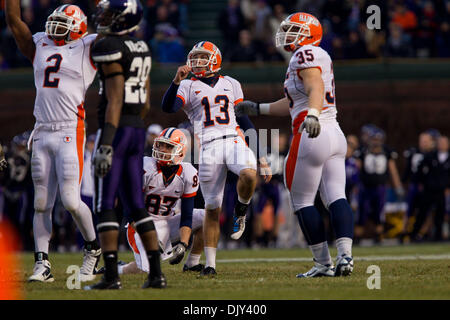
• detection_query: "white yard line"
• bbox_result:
[216,254,450,263]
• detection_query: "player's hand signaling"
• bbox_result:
[258,157,272,183]
[300,110,321,138]
[94,145,113,178]
[0,144,7,171]
[235,100,260,117]
[169,242,188,265]
[173,65,191,85]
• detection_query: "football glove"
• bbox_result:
[0,144,7,171]
[169,242,188,265]
[94,145,113,178]
[235,100,260,117]
[300,115,321,138]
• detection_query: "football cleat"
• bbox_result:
[79,247,102,282]
[183,263,205,272]
[230,215,246,240]
[95,260,126,275]
[142,273,167,289]
[28,260,55,283]
[84,276,122,290]
[199,266,217,277]
[296,260,335,278]
[334,254,354,277]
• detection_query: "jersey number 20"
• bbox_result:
[125,56,152,104]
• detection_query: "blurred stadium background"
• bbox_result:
[0,0,449,256]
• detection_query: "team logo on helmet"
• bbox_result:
[187,41,222,77]
[45,5,88,46]
[275,12,323,51]
[94,0,143,35]
[152,128,187,166]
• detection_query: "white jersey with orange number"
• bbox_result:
[284,45,336,131]
[176,76,244,143]
[142,157,199,220]
[32,32,97,125]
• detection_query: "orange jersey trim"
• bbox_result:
[176,94,186,107]
[76,103,85,184]
[182,192,197,198]
[234,98,243,105]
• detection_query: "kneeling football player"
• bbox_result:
[115,128,204,274]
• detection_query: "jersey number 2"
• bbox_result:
[43,54,62,88]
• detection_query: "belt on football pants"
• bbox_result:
[202,134,238,146]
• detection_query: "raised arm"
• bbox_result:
[5,0,35,61]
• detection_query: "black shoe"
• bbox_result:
[95,260,126,275]
[199,266,217,277]
[142,273,167,289]
[183,264,205,272]
[84,276,121,290]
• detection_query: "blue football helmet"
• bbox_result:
[94,0,143,35]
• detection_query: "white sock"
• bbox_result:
[118,264,124,275]
[204,247,216,269]
[309,241,332,266]
[69,201,96,242]
[335,237,353,258]
[185,253,201,268]
[33,211,53,253]
[238,195,251,205]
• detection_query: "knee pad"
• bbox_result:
[62,157,79,181]
[97,209,119,233]
[34,185,50,213]
[133,208,156,234]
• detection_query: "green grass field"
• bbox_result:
[20,243,450,300]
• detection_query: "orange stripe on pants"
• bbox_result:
[285,132,301,191]
[76,103,85,184]
[127,225,140,254]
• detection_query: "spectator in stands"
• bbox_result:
[391,3,418,34]
[228,29,260,62]
[268,3,290,62]
[151,24,185,63]
[345,30,367,59]
[415,1,439,57]
[218,0,246,58]
[436,21,450,57]
[385,22,414,57]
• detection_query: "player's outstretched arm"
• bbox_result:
[140,78,151,120]
[94,62,124,177]
[235,98,291,117]
[5,0,35,61]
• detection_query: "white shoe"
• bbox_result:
[28,260,54,283]
[335,254,353,277]
[79,247,102,282]
[230,215,246,240]
[296,260,335,278]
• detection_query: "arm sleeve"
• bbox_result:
[161,82,184,113]
[179,196,194,229]
[91,37,123,64]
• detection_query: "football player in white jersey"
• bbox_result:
[236,13,355,278]
[5,1,100,282]
[97,128,206,275]
[161,41,271,276]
